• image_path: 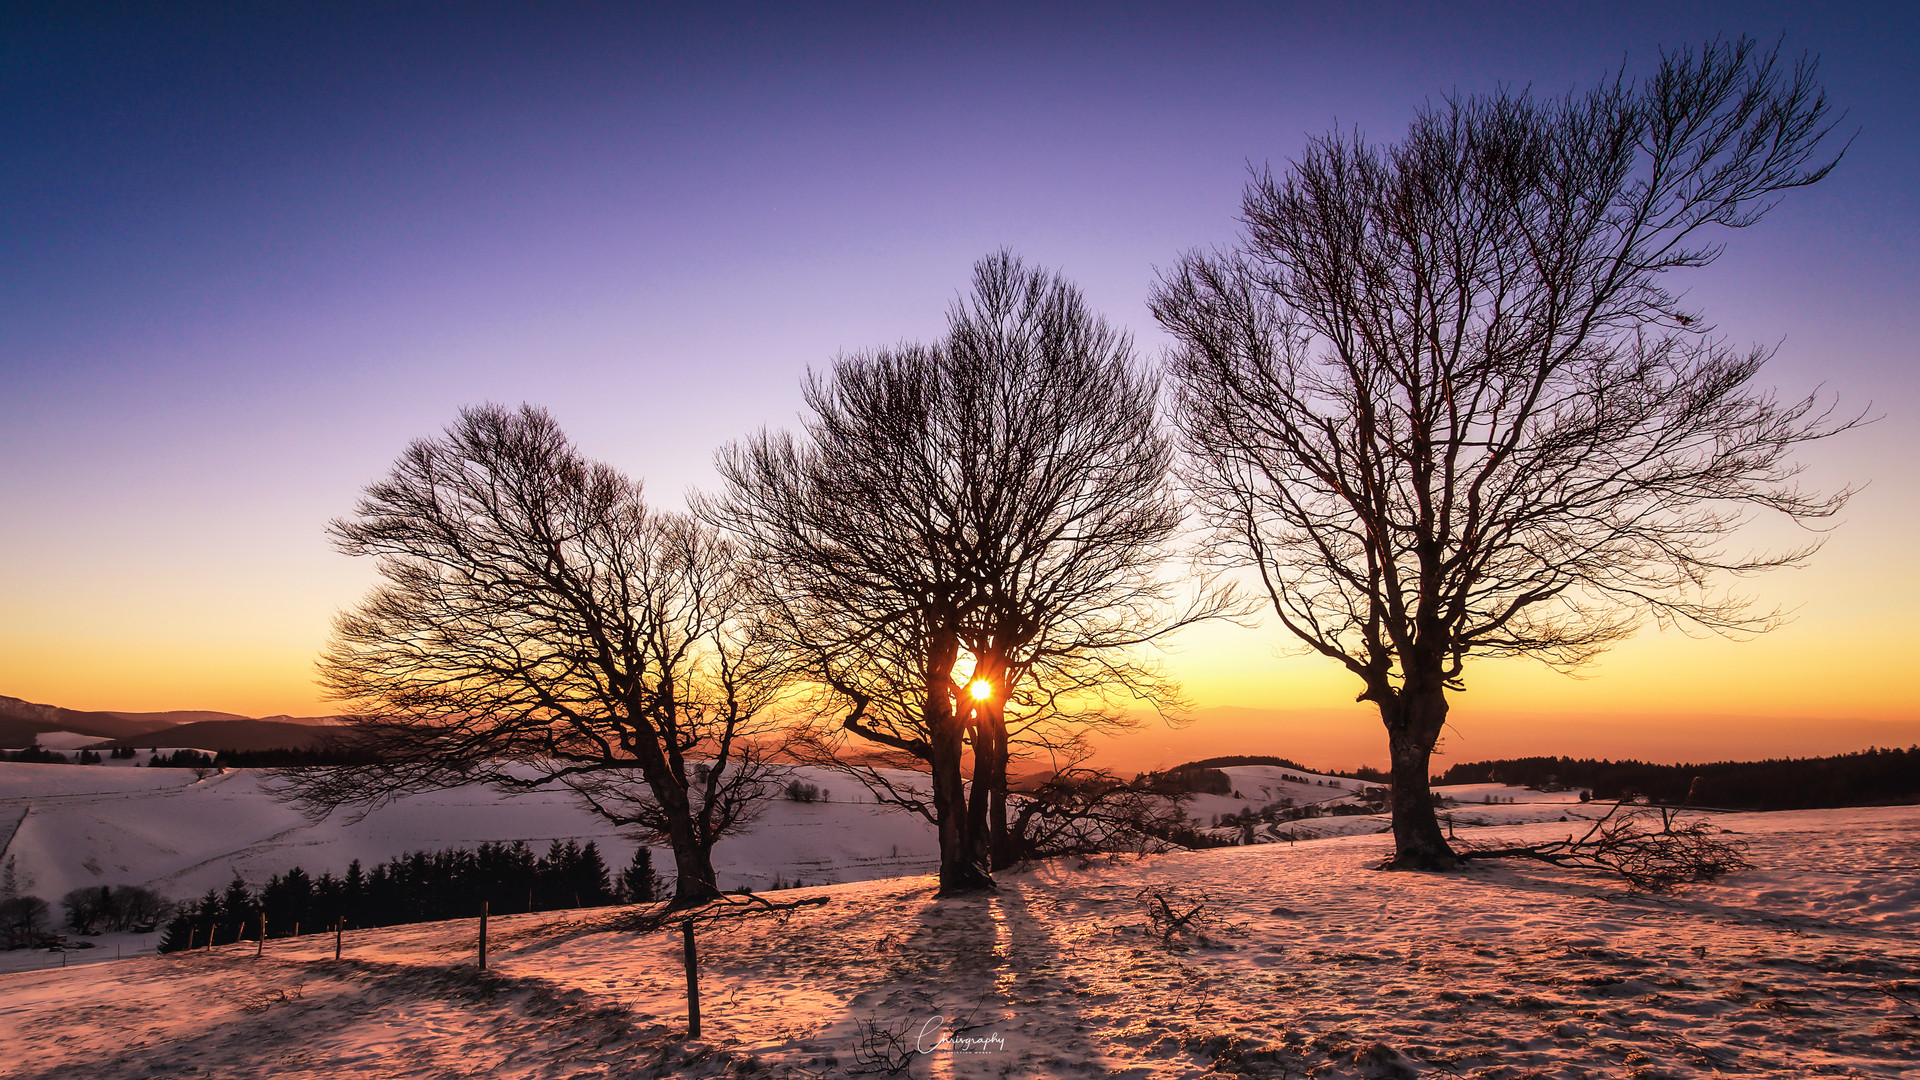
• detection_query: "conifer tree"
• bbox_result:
[619,846,660,904]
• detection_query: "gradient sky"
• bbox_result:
[3,2,1915,768]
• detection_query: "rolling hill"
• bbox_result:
[0,695,340,752]
[108,719,337,753]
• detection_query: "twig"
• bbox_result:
[849,1014,917,1076]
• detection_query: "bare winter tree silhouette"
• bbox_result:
[710,253,1237,893]
[278,405,784,908]
[1152,38,1857,869]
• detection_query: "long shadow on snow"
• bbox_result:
[1,955,663,1080]
[809,880,1093,1075]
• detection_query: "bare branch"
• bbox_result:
[1457,803,1752,892]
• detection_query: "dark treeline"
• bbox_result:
[1434,747,1920,810]
[1,746,378,768]
[137,747,382,768]
[1174,754,1318,773]
[2,747,186,766]
[196,746,382,768]
[1170,756,1387,786]
[1,747,81,764]
[1136,766,1232,795]
[157,840,660,952]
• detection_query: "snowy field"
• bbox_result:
[0,760,1394,937]
[0,760,1682,976]
[0,759,941,962]
[1,801,1914,1078]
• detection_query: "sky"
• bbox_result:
[2,1,1915,769]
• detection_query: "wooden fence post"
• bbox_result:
[334,917,342,961]
[257,912,265,957]
[478,901,488,971]
[682,919,700,1038]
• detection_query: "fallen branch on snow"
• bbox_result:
[1455,803,1751,892]
[1137,886,1244,948]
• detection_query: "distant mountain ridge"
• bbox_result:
[110,719,337,752]
[0,695,340,751]
[106,708,339,728]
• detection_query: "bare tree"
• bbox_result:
[941,255,1243,870]
[1151,38,1854,869]
[710,253,1231,892]
[278,404,782,907]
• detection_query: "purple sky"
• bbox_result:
[2,2,1915,758]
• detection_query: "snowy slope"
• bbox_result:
[0,804,1913,1079]
[0,762,941,925]
[19,731,113,753]
[1186,764,1387,839]
[1181,766,1605,846]
[0,759,1671,934]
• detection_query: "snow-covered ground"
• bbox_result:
[0,761,942,972]
[0,803,1913,1078]
[17,731,118,753]
[0,759,1753,974]
[3,735,237,761]
[1191,766,1602,844]
[0,759,1398,950]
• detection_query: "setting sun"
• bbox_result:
[968,678,993,701]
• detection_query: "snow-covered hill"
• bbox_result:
[0,762,941,914]
[1184,765,1601,845]
[1,804,1913,1078]
[0,761,1665,933]
[0,760,1587,933]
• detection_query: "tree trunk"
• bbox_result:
[666,842,722,908]
[964,703,1011,871]
[958,655,1013,871]
[932,713,992,894]
[928,637,993,894]
[618,693,724,909]
[638,761,722,908]
[965,711,990,868]
[988,727,1009,870]
[980,709,1011,870]
[1378,684,1456,870]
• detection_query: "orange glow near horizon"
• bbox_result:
[1,451,1912,763]
[6,610,1914,774]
